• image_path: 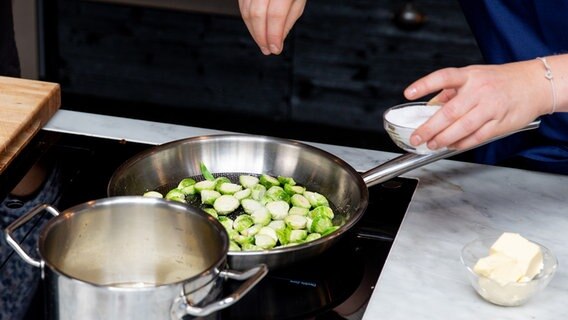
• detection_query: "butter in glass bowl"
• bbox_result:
[460,232,558,307]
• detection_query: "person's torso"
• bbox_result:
[458,0,568,174]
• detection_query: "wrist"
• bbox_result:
[535,57,557,115]
[539,54,568,114]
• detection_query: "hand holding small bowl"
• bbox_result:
[384,102,447,155]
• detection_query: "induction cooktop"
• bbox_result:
[0,131,417,320]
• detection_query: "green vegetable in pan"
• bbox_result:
[143,162,341,251]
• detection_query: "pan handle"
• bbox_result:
[361,120,541,187]
[4,203,60,268]
[170,264,268,318]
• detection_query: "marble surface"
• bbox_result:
[45,110,568,319]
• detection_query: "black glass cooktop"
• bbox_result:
[0,131,417,320]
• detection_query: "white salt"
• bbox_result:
[385,104,441,128]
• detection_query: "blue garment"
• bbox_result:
[458,0,568,174]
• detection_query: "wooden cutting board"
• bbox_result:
[0,76,60,174]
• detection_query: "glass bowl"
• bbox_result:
[383,102,446,155]
[460,236,558,307]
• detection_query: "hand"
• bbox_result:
[238,0,307,55]
[403,60,552,151]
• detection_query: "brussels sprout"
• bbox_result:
[202,207,218,218]
[200,162,215,181]
[177,178,196,189]
[194,180,216,192]
[201,190,221,205]
[251,207,271,226]
[264,186,290,203]
[255,234,277,249]
[305,233,322,242]
[284,215,308,230]
[290,194,311,209]
[173,179,195,195]
[257,226,278,242]
[233,234,255,246]
[241,198,263,214]
[284,184,305,195]
[214,177,231,191]
[165,188,185,199]
[310,216,333,234]
[309,206,334,220]
[217,182,243,195]
[267,220,286,232]
[276,227,291,245]
[266,201,289,220]
[213,195,240,214]
[218,216,234,232]
[259,174,280,188]
[303,191,329,207]
[322,226,340,236]
[227,229,239,240]
[241,224,262,237]
[288,206,309,216]
[180,185,196,195]
[277,176,296,186]
[251,184,267,201]
[241,242,262,251]
[233,214,254,232]
[143,191,163,198]
[289,229,308,243]
[259,196,271,206]
[152,162,343,252]
[229,241,242,251]
[234,188,252,200]
[239,175,260,189]
[165,188,186,203]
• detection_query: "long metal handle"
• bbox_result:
[4,203,60,268]
[171,264,268,318]
[362,120,541,187]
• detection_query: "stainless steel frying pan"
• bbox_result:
[107,121,539,270]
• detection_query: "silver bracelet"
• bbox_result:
[536,57,557,114]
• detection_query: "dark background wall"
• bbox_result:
[43,0,483,151]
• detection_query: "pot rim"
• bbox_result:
[37,196,230,290]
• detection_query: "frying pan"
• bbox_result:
[107,121,539,270]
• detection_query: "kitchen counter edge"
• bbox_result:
[44,110,568,319]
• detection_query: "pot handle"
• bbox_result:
[171,264,268,318]
[4,203,60,268]
[361,120,541,187]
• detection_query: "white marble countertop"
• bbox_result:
[45,110,568,319]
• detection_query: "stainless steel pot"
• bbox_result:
[5,196,267,319]
[107,122,540,270]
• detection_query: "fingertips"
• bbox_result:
[409,102,459,148]
[248,0,270,55]
[405,68,463,100]
[409,116,440,147]
[409,133,422,146]
[404,86,419,100]
[266,1,292,54]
